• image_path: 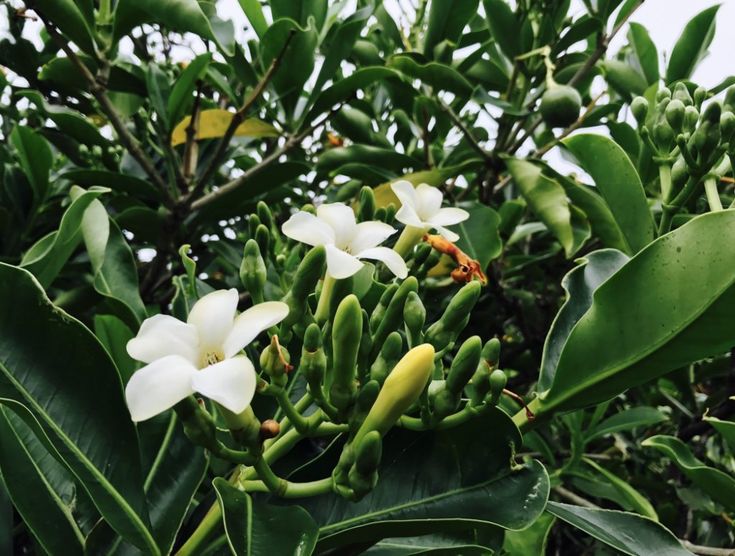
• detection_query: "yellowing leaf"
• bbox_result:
[170,109,279,146]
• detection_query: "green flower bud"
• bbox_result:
[702,101,722,124]
[374,207,387,221]
[335,179,362,202]
[358,309,372,375]
[482,338,502,367]
[354,430,382,475]
[370,331,403,384]
[347,466,378,499]
[630,96,649,125]
[370,276,419,358]
[350,380,380,434]
[255,224,270,256]
[425,281,482,352]
[488,369,508,405]
[446,336,482,394]
[358,186,376,221]
[684,105,699,132]
[410,242,432,268]
[653,121,675,151]
[656,87,671,102]
[671,155,688,189]
[725,86,735,112]
[178,399,218,451]
[403,291,426,347]
[384,202,397,223]
[248,214,261,237]
[693,86,707,108]
[370,284,398,333]
[354,344,435,444]
[540,84,582,128]
[280,246,326,332]
[672,82,693,106]
[665,99,686,132]
[721,111,735,144]
[256,201,274,230]
[330,295,362,410]
[260,336,290,387]
[431,383,459,419]
[300,324,326,390]
[239,239,266,302]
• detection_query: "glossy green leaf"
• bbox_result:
[539,249,629,392]
[505,158,590,258]
[260,18,318,119]
[502,512,555,556]
[586,407,668,441]
[703,414,735,452]
[73,191,147,328]
[94,315,136,383]
[603,59,648,99]
[628,23,660,85]
[547,502,693,556]
[642,435,735,512]
[302,67,401,125]
[167,53,212,127]
[0,408,84,555]
[423,0,479,58]
[146,64,172,131]
[542,210,735,413]
[388,55,473,98]
[10,125,52,204]
[271,0,327,30]
[213,479,318,556]
[483,0,520,59]
[60,169,162,202]
[20,187,109,288]
[0,263,157,553]
[454,203,503,269]
[33,0,95,53]
[365,530,503,555]
[238,0,269,38]
[308,409,549,553]
[318,145,417,175]
[666,5,720,83]
[583,459,658,520]
[563,134,655,254]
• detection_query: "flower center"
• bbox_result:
[200,350,224,368]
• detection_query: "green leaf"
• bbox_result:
[563,133,655,254]
[73,191,147,328]
[60,169,163,202]
[666,5,720,83]
[582,459,658,520]
[307,409,549,553]
[167,53,212,127]
[238,0,269,38]
[10,125,52,204]
[94,315,136,382]
[547,502,693,556]
[454,203,503,268]
[703,414,735,452]
[213,479,318,555]
[260,18,318,119]
[603,59,648,100]
[483,0,520,59]
[271,0,327,30]
[586,407,668,441]
[0,408,84,555]
[539,249,630,392]
[505,158,590,258]
[33,0,95,53]
[423,0,479,58]
[302,67,401,125]
[146,64,172,131]
[318,145,417,175]
[541,210,735,413]
[388,55,473,98]
[628,23,659,85]
[0,263,157,554]
[20,187,109,288]
[502,512,555,556]
[642,435,735,512]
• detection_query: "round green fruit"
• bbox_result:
[540,85,582,128]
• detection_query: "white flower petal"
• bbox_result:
[316,203,357,247]
[223,301,290,358]
[435,225,460,242]
[282,211,335,246]
[191,356,256,414]
[395,204,425,228]
[391,180,418,210]
[325,244,364,279]
[415,184,443,220]
[429,207,470,227]
[125,355,196,422]
[126,314,199,364]
[187,289,239,353]
[357,247,408,279]
[349,221,397,254]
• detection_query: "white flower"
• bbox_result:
[281,203,408,279]
[125,289,288,422]
[390,181,469,242]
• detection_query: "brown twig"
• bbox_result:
[191,29,297,200]
[440,101,490,161]
[183,80,203,182]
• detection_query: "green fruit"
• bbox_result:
[540,85,582,128]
